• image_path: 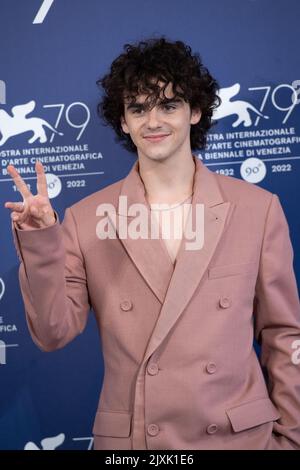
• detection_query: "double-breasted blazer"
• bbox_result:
[12,156,300,450]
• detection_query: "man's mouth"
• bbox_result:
[143,134,170,142]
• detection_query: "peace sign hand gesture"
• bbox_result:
[4,161,56,230]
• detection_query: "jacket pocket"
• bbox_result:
[208,262,256,280]
[92,410,132,437]
[226,397,281,432]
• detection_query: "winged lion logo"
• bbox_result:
[213,83,269,127]
[0,100,63,146]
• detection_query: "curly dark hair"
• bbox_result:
[97,36,220,153]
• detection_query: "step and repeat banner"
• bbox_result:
[0,0,299,450]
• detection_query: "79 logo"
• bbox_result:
[250,80,300,125]
[43,102,90,142]
[0,100,90,147]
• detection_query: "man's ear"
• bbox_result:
[121,116,129,134]
[190,108,202,125]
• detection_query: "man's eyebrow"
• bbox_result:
[125,97,183,110]
[125,102,145,110]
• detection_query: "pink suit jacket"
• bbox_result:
[12,156,300,450]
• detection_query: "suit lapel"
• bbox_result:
[108,159,174,304]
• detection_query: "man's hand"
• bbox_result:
[4,161,56,230]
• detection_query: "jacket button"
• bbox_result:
[120,300,133,311]
[219,296,231,308]
[206,362,217,374]
[147,424,159,436]
[147,363,159,375]
[207,424,218,434]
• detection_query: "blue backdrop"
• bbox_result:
[0,0,299,450]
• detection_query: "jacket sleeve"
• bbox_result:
[12,207,91,352]
[254,193,300,450]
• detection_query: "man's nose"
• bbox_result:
[145,107,162,128]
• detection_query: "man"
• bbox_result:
[4,37,300,450]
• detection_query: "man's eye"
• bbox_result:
[163,104,176,111]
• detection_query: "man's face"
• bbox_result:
[121,82,201,162]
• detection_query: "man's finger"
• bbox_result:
[36,161,49,198]
[4,201,25,212]
[10,211,20,221]
[6,165,32,198]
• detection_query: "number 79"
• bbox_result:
[43,102,90,142]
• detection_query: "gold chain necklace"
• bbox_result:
[150,193,193,211]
